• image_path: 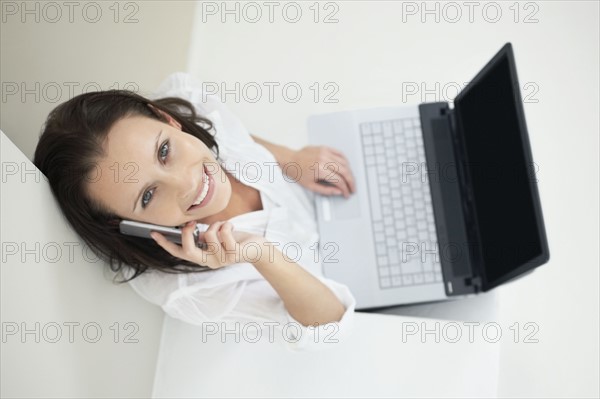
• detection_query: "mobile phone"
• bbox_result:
[119,220,209,249]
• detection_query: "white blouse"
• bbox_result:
[124,72,356,352]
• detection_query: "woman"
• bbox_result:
[33,72,358,351]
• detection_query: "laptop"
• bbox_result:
[307,43,550,310]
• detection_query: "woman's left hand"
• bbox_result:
[285,145,356,198]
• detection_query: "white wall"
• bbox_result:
[0,0,195,159]
[1,2,195,397]
[186,1,599,397]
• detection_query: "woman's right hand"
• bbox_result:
[150,220,266,269]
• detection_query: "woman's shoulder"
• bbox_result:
[151,73,252,142]
[150,72,206,108]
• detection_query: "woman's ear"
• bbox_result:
[148,104,182,130]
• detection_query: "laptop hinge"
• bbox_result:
[464,276,482,292]
[445,108,477,231]
[438,106,483,292]
[449,108,485,290]
[420,102,479,296]
[446,109,471,204]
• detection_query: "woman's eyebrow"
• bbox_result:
[132,129,163,213]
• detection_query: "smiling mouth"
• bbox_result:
[188,166,210,210]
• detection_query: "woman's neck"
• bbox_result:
[198,169,263,224]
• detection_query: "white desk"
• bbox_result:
[152,310,501,398]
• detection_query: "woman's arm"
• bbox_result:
[250,134,295,167]
[250,133,357,198]
[252,238,346,327]
[152,221,346,327]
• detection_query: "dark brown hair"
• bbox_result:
[33,90,219,283]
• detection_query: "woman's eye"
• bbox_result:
[159,140,170,162]
[141,189,153,208]
[141,140,170,209]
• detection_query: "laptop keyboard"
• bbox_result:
[360,117,443,289]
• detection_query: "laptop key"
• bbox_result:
[401,261,422,274]
[393,120,403,133]
[381,277,391,288]
[360,123,372,135]
[383,121,393,138]
[389,249,399,265]
[413,274,424,284]
[365,167,382,220]
[422,261,433,272]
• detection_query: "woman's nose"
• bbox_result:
[172,165,200,202]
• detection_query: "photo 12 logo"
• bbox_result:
[400,1,540,24]
[200,321,341,344]
[401,81,540,104]
[1,81,139,104]
[1,1,141,24]
[200,81,340,104]
[198,1,340,24]
[401,321,540,344]
[2,321,140,343]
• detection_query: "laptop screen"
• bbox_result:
[454,44,549,290]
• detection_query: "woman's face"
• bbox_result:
[86,110,232,227]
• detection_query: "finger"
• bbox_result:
[200,222,227,263]
[334,174,352,198]
[325,152,350,170]
[328,153,356,193]
[320,168,351,198]
[311,182,344,196]
[220,222,237,253]
[320,152,355,193]
[324,146,356,192]
[319,162,343,184]
[180,220,201,253]
[204,221,226,249]
[323,160,355,195]
[321,158,350,179]
[327,146,347,159]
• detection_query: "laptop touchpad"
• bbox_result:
[322,194,361,220]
